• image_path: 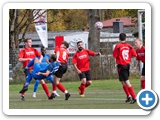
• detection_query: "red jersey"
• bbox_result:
[18,47,41,69]
[113,42,137,66]
[136,46,145,63]
[72,49,95,72]
[54,46,69,63]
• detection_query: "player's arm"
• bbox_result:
[112,45,119,58]
[55,51,60,61]
[36,70,50,77]
[18,58,32,62]
[72,54,81,74]
[133,60,140,70]
[94,52,101,56]
[39,55,43,63]
[73,64,81,74]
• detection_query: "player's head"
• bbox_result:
[77,41,83,51]
[134,38,142,49]
[41,46,46,56]
[61,41,69,49]
[119,33,126,41]
[24,38,32,48]
[50,54,57,62]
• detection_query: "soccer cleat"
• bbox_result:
[130,99,136,104]
[65,93,71,100]
[125,96,132,102]
[21,95,25,101]
[77,87,81,95]
[32,93,36,98]
[48,93,56,100]
[54,91,60,97]
[19,86,28,93]
[80,94,85,97]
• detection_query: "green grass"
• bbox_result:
[9,78,141,109]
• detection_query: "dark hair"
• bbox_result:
[24,38,32,43]
[41,46,45,52]
[119,33,126,41]
[50,54,57,61]
[77,41,83,45]
[62,41,69,48]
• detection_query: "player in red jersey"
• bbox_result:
[134,38,145,89]
[18,38,43,101]
[72,41,101,97]
[113,33,137,104]
[51,41,71,100]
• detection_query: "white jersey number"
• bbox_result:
[62,51,67,60]
[122,50,129,60]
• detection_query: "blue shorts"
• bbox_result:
[31,63,46,80]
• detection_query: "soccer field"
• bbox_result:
[9,79,141,109]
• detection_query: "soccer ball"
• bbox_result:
[94,21,103,30]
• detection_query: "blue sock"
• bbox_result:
[34,80,40,92]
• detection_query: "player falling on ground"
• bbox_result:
[20,54,60,100]
[133,38,145,89]
[113,33,137,104]
[32,46,60,98]
[72,41,101,97]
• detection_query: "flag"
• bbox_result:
[33,9,48,48]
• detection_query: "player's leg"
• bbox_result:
[118,64,131,102]
[33,80,40,98]
[46,75,60,97]
[125,80,136,104]
[40,79,54,99]
[85,70,92,88]
[54,64,71,100]
[141,76,145,89]
[141,63,145,89]
[79,78,86,97]
[19,71,32,101]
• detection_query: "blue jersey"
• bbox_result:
[32,61,60,80]
[47,62,60,74]
[41,54,50,63]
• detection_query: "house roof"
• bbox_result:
[102,17,137,28]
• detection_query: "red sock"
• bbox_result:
[141,80,145,89]
[42,83,50,98]
[53,83,57,91]
[128,86,136,99]
[57,83,66,93]
[123,85,130,97]
[21,83,26,95]
[85,82,90,88]
[80,83,86,95]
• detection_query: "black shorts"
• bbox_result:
[117,64,130,81]
[78,70,92,81]
[142,63,145,76]
[54,63,68,78]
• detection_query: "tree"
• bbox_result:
[9,9,46,67]
[88,9,101,79]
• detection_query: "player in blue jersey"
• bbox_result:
[32,46,60,98]
[19,54,60,100]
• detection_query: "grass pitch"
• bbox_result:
[9,79,141,109]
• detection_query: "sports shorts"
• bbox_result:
[78,70,92,81]
[54,63,68,78]
[142,63,145,76]
[117,64,130,81]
